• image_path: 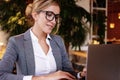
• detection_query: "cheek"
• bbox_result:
[36,15,44,23]
[38,15,47,23]
[37,17,47,29]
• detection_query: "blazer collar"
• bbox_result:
[24,29,31,40]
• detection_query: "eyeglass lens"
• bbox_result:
[37,10,61,23]
[45,11,60,23]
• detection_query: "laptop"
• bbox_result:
[86,44,120,80]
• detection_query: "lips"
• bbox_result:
[46,24,54,29]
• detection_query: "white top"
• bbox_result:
[23,29,57,80]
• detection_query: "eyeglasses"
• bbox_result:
[37,10,61,23]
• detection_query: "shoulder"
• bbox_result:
[6,34,24,48]
[50,34,63,41]
[9,33,24,42]
[8,29,30,41]
[50,34,65,47]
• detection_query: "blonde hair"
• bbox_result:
[25,0,60,26]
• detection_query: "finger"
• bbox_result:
[63,72,76,80]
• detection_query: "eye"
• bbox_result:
[46,11,54,17]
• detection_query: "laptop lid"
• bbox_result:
[86,44,120,80]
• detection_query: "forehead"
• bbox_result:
[43,4,60,14]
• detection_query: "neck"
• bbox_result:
[31,27,47,40]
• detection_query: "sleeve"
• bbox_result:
[77,72,81,79]
[0,37,24,80]
[23,76,32,80]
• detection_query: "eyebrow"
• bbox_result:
[37,10,60,15]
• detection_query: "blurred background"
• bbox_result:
[0,0,120,72]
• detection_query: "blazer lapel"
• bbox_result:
[49,35,62,70]
[24,29,35,75]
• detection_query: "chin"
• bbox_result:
[44,29,53,34]
[45,31,52,34]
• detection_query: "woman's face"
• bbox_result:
[33,3,60,34]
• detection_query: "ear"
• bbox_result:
[31,12,38,21]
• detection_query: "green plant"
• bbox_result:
[58,0,91,50]
[0,0,29,37]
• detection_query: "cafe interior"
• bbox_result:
[0,0,120,73]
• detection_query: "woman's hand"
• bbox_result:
[32,70,76,80]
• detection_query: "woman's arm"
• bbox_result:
[0,37,24,80]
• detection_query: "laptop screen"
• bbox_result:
[86,44,120,80]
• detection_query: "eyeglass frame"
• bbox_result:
[36,10,61,23]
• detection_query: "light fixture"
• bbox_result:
[4,0,10,2]
[110,23,115,29]
[118,13,120,19]
[110,6,115,29]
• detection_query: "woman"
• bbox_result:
[0,0,85,80]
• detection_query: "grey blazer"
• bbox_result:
[0,29,76,80]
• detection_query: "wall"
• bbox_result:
[0,31,9,44]
[76,0,90,12]
[107,1,120,39]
